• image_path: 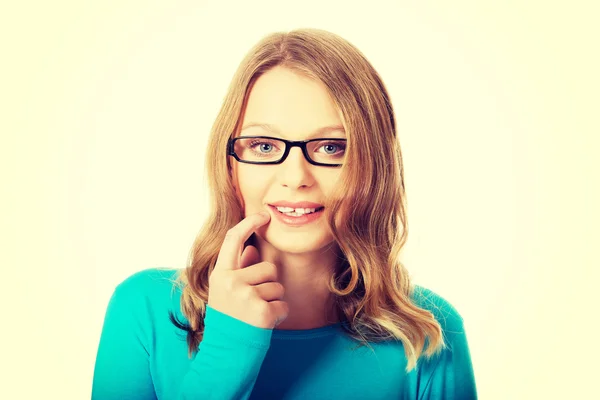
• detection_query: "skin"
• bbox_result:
[229,66,345,330]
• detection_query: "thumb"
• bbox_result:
[239,244,261,269]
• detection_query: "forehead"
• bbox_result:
[241,67,343,138]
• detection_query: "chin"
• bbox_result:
[267,233,331,252]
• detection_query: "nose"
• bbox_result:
[278,146,313,186]
[284,145,309,165]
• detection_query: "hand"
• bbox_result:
[207,211,289,330]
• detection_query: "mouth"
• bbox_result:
[268,205,325,215]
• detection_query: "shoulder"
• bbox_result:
[111,267,184,309]
[411,286,478,397]
[115,267,182,293]
[411,285,465,335]
[98,268,186,359]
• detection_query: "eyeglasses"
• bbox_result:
[227,136,346,167]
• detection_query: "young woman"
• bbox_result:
[92,28,477,399]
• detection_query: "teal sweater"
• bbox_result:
[92,268,477,399]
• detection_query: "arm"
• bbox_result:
[92,283,271,399]
[176,305,272,400]
[91,285,157,400]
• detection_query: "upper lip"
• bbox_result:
[269,201,324,209]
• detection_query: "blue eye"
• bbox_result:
[322,143,341,154]
[317,142,346,156]
[249,140,280,154]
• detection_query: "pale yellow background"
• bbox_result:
[1,1,598,399]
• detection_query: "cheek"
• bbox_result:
[320,172,341,193]
[235,167,269,206]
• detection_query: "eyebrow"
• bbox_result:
[240,123,346,139]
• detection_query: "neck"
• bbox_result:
[252,234,342,330]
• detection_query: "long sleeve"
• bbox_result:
[418,317,478,400]
[92,272,274,400]
[176,305,273,399]
[93,270,477,399]
[92,284,158,400]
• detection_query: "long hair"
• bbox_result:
[168,28,446,373]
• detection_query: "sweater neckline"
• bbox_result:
[270,321,349,339]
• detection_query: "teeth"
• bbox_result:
[275,206,319,215]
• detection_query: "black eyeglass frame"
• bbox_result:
[227,135,346,167]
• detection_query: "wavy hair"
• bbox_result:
[168,27,446,372]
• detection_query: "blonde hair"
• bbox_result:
[169,28,446,372]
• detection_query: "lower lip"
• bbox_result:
[268,205,325,226]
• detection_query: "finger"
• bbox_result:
[238,261,278,286]
[215,211,270,271]
[239,245,260,270]
[253,281,285,301]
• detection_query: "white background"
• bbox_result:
[1,0,598,398]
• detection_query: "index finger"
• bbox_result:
[215,211,271,271]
